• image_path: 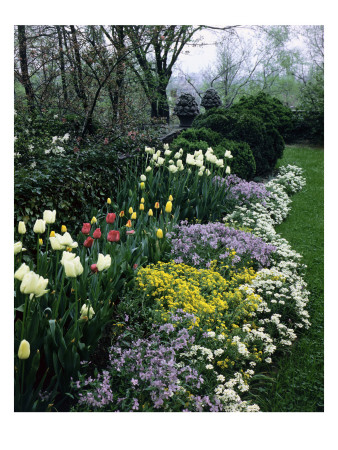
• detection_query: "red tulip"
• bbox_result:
[93,228,102,239]
[91,264,98,273]
[106,213,116,224]
[84,236,94,248]
[126,230,135,235]
[107,230,120,242]
[82,223,91,235]
[133,263,138,269]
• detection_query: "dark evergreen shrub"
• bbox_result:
[171,128,256,180]
[217,139,256,180]
[231,92,294,140]
[193,108,284,177]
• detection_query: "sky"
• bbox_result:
[174,25,308,74]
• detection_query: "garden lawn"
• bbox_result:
[250,144,324,411]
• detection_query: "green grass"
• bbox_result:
[249,145,324,412]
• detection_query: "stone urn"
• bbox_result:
[201,88,222,110]
[173,93,199,128]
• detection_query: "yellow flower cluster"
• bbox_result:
[136,262,261,332]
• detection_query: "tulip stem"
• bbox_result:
[54,251,60,287]
[73,279,79,340]
[45,224,50,255]
[20,360,25,405]
[36,235,40,274]
[54,269,65,319]
[20,294,30,342]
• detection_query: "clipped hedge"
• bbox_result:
[231,92,294,140]
[170,127,256,180]
[193,108,284,177]
[217,139,256,180]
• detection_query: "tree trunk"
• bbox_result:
[56,26,68,103]
[17,25,35,113]
[70,25,93,132]
[113,26,126,129]
[151,79,170,122]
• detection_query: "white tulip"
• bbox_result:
[14,263,30,281]
[43,210,56,224]
[33,219,46,234]
[96,253,111,271]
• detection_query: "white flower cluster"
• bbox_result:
[44,134,70,156]
[144,144,232,177]
[224,164,310,350]
[273,164,306,195]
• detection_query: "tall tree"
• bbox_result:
[56,26,68,103]
[122,26,203,122]
[17,25,35,112]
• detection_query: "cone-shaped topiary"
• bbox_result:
[174,93,200,127]
[201,88,222,110]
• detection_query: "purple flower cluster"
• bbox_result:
[168,222,276,268]
[214,174,271,206]
[75,326,204,411]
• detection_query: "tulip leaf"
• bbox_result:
[14,305,25,313]
[48,320,57,345]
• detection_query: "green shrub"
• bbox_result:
[14,147,136,244]
[170,126,256,180]
[217,139,256,180]
[193,109,284,177]
[177,127,223,147]
[170,136,210,154]
[231,92,294,140]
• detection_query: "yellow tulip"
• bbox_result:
[39,238,43,245]
[107,198,112,204]
[156,228,163,239]
[139,204,144,211]
[140,182,145,190]
[169,195,173,202]
[61,225,67,233]
[155,202,160,209]
[131,212,137,220]
[18,340,30,360]
[50,230,55,237]
[141,197,145,204]
[148,209,153,216]
[91,216,97,224]
[165,201,172,213]
[119,211,125,217]
[129,207,133,214]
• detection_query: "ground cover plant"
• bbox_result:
[14,136,316,411]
